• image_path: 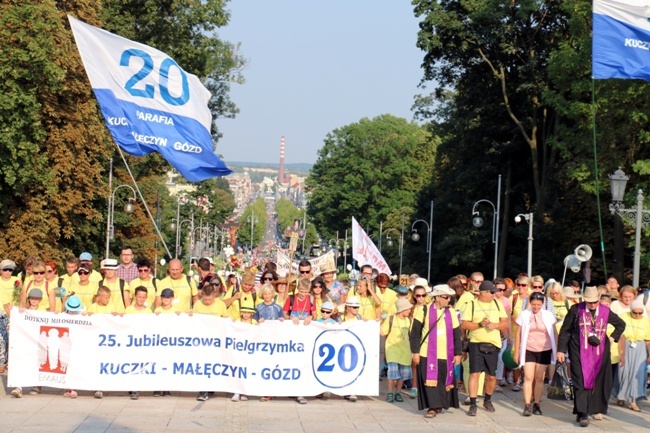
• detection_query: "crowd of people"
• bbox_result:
[1,250,649,427]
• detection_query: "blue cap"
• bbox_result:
[396,285,409,295]
[79,252,92,261]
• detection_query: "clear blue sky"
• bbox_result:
[216,0,426,165]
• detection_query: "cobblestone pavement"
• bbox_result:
[1,374,649,433]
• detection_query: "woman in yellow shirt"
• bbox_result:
[617,300,650,412]
[351,278,381,320]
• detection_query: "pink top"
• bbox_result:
[526,311,552,352]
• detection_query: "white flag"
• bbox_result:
[351,217,391,275]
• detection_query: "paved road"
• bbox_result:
[2,373,649,433]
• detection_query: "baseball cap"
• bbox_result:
[79,252,93,261]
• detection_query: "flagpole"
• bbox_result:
[591,79,608,277]
[114,144,173,258]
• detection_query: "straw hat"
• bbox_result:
[583,286,599,303]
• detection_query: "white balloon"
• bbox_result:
[159,258,166,266]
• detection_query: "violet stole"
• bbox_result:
[425,304,455,389]
[577,303,610,390]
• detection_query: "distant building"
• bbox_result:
[278,136,291,184]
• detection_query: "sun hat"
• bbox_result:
[583,286,599,303]
[27,288,43,299]
[431,284,455,297]
[395,298,412,313]
[345,296,361,307]
[65,295,83,312]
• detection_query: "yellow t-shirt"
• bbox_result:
[553,300,569,332]
[159,275,198,313]
[377,288,398,319]
[24,283,51,311]
[463,299,507,348]
[0,288,10,309]
[125,305,153,315]
[99,279,127,313]
[357,295,378,320]
[227,290,258,320]
[155,304,179,314]
[608,323,620,364]
[0,276,20,306]
[455,291,475,313]
[342,313,360,322]
[381,315,412,365]
[620,312,650,342]
[193,299,228,317]
[69,281,97,310]
[87,303,118,314]
[413,305,460,357]
[127,277,159,310]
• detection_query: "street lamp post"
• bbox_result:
[515,213,534,276]
[384,228,404,277]
[105,184,137,259]
[471,174,502,279]
[247,213,259,252]
[411,200,434,282]
[608,168,650,288]
[170,216,193,259]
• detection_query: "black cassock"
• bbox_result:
[557,304,625,418]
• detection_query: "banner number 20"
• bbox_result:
[312,330,366,388]
[120,49,189,106]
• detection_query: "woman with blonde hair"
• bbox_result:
[351,277,381,320]
[19,261,55,312]
[509,275,530,391]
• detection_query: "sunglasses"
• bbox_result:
[312,285,322,289]
[414,294,426,298]
[262,278,273,281]
[321,310,332,314]
[78,271,90,275]
[138,269,150,273]
[46,270,55,273]
[472,280,483,284]
[349,306,359,309]
[517,283,528,287]
[439,295,450,300]
[530,294,545,301]
[631,311,644,316]
[1,268,13,272]
[532,285,543,289]
[299,270,310,274]
[497,288,505,292]
[33,271,45,275]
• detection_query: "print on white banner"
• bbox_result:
[8,308,379,396]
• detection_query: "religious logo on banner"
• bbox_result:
[68,16,232,182]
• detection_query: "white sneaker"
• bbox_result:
[94,391,103,399]
[231,393,240,402]
[11,387,22,398]
[29,386,41,395]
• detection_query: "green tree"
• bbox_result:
[307,114,436,246]
[237,197,267,251]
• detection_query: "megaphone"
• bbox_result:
[564,254,581,273]
[574,244,592,262]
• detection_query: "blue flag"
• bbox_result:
[68,16,232,182]
[593,0,650,81]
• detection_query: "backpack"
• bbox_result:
[387,315,411,337]
[287,294,314,315]
[99,279,126,306]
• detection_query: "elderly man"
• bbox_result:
[157,259,197,313]
[461,281,508,417]
[557,286,626,427]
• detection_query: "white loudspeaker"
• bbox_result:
[564,254,582,273]
[574,244,592,262]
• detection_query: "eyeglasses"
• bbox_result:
[138,269,149,273]
[78,270,90,275]
[1,269,12,272]
[299,270,310,274]
[517,283,528,287]
[414,294,426,298]
[321,310,332,314]
[33,271,45,275]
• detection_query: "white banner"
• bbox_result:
[8,308,379,396]
[351,217,392,275]
[275,250,336,276]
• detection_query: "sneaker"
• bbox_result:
[130,392,139,400]
[321,391,331,400]
[532,403,542,415]
[11,387,22,398]
[483,399,495,413]
[153,391,162,397]
[523,404,532,417]
[512,383,521,392]
[196,392,209,402]
[410,388,418,398]
[467,404,478,417]
[296,396,307,404]
[239,395,248,401]
[386,393,394,403]
[162,391,171,397]
[394,393,404,402]
[494,385,503,393]
[231,393,240,402]
[348,395,357,402]
[29,386,41,395]
[578,416,589,427]
[498,379,507,387]
[94,391,103,399]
